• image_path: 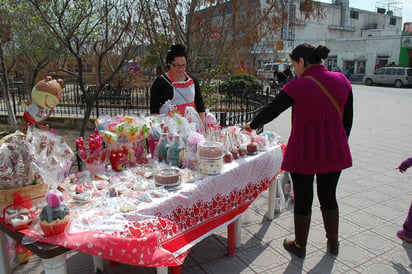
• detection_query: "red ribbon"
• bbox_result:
[12,191,33,210]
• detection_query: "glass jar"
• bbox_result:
[167,135,185,167]
[154,133,170,163]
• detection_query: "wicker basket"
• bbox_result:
[0,132,25,146]
[0,184,49,206]
[0,132,48,208]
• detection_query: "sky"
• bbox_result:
[318,0,412,25]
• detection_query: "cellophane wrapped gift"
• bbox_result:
[0,127,75,236]
[0,132,30,190]
[39,189,71,236]
[0,127,73,205]
[184,106,205,134]
[32,154,72,236]
[6,235,32,270]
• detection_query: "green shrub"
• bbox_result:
[219,74,261,94]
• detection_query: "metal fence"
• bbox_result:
[0,82,280,129]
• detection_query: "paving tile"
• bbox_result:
[360,188,398,204]
[386,197,412,212]
[353,250,412,274]
[243,220,291,243]
[199,256,252,274]
[236,245,289,273]
[181,265,207,273]
[372,221,405,242]
[268,237,321,262]
[300,250,353,274]
[337,201,360,216]
[187,235,227,265]
[214,226,264,251]
[339,215,368,240]
[366,203,404,222]
[374,184,412,200]
[347,230,400,257]
[364,244,412,273]
[240,206,268,226]
[332,240,378,269]
[343,210,386,232]
[266,262,303,274]
[340,194,377,210]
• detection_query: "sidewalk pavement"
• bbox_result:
[11,85,412,273]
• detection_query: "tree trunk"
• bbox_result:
[0,44,18,132]
[80,99,94,138]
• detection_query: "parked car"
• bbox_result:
[257,62,294,82]
[363,67,412,88]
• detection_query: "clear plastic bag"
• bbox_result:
[184,106,205,134]
[6,236,32,270]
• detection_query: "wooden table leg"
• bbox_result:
[0,231,11,274]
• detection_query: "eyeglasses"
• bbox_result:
[171,63,186,69]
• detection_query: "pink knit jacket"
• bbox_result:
[281,65,352,174]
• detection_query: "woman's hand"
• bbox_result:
[244,122,252,132]
[397,167,406,173]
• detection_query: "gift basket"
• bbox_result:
[0,132,48,209]
[0,127,75,233]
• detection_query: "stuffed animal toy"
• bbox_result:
[21,76,63,130]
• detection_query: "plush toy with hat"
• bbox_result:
[21,76,63,130]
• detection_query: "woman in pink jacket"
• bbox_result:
[397,157,412,242]
[245,43,353,258]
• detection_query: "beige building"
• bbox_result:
[256,0,404,78]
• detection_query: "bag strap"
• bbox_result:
[304,75,343,119]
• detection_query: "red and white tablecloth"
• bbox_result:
[22,145,283,267]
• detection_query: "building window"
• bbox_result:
[326,56,338,71]
[67,64,92,73]
[356,61,365,74]
[350,10,359,19]
[390,17,396,25]
[377,57,388,68]
[300,0,312,11]
[344,61,355,75]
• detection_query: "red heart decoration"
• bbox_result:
[129,227,143,237]
[212,200,218,208]
[158,218,167,229]
[173,212,180,222]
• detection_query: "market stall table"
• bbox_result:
[0,145,283,274]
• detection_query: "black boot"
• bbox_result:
[283,213,311,258]
[321,208,339,255]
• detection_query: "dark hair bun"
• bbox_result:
[170,44,186,54]
[314,45,330,60]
